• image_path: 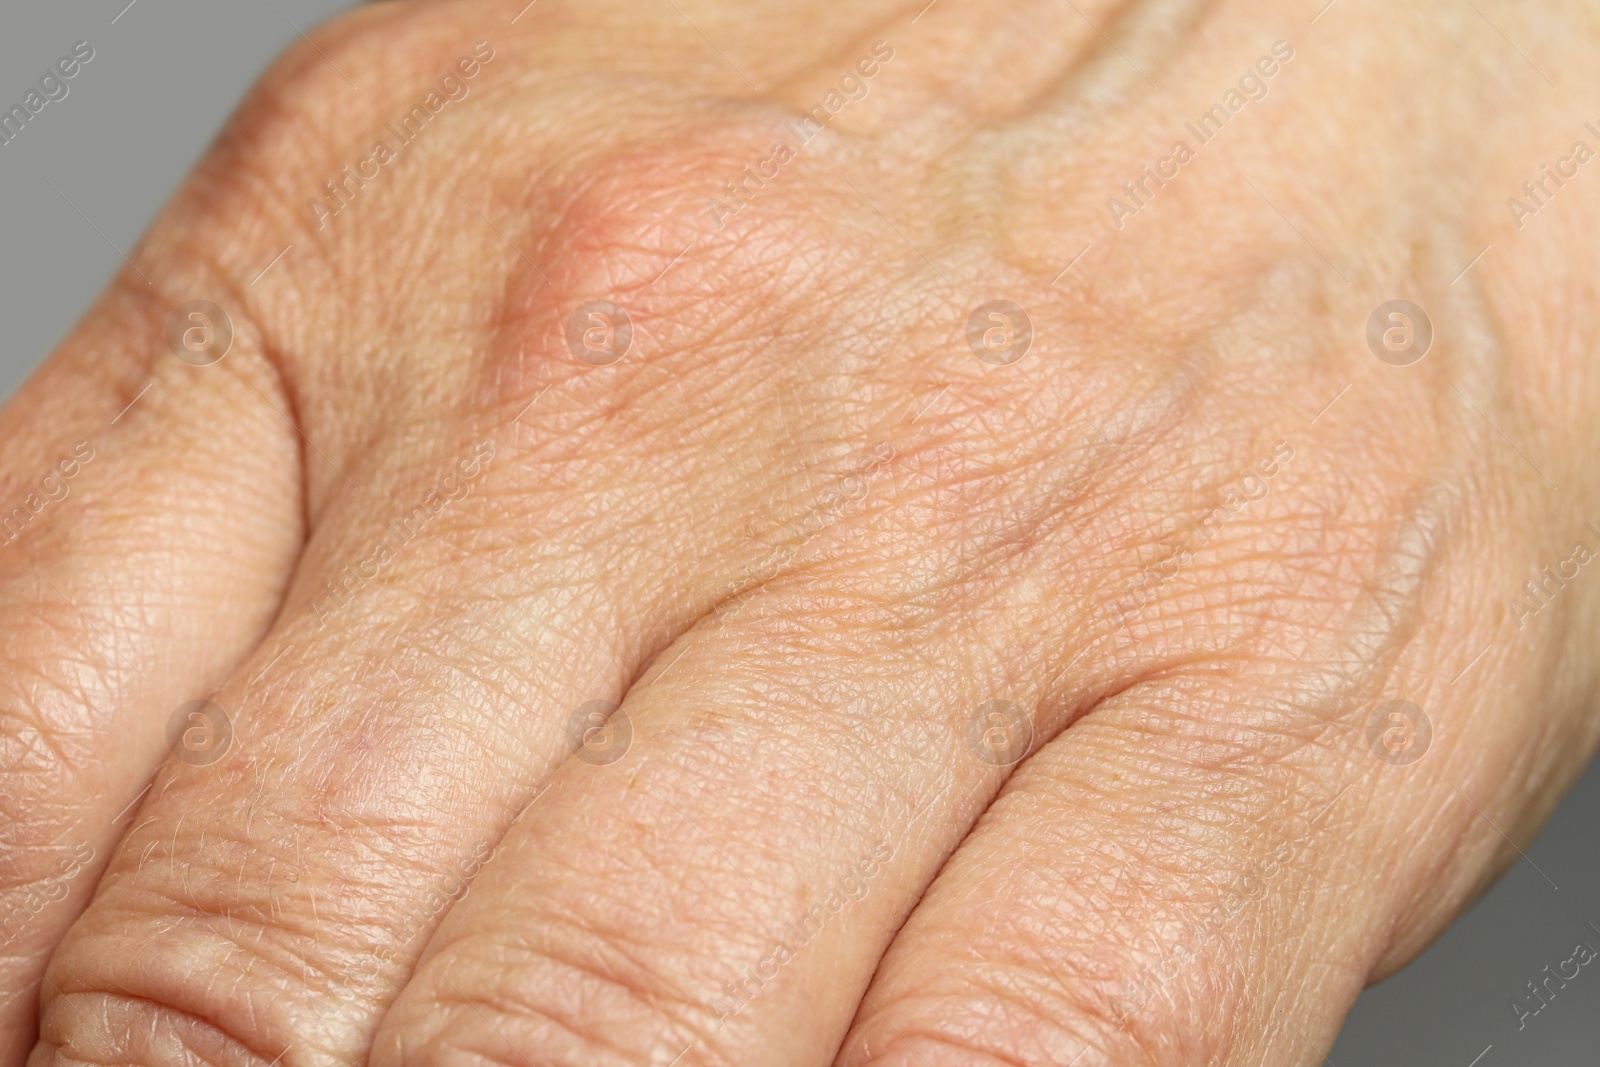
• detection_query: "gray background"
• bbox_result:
[1,2,1595,1063]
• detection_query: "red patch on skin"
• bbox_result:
[472,118,858,420]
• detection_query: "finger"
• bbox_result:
[29,14,1003,1054]
[365,391,1180,1066]
[29,246,861,1063]
[834,673,1375,1067]
[358,84,1407,1057]
[27,413,746,1064]
[829,508,1580,1067]
[0,275,304,1061]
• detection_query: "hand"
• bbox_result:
[6,0,1600,1064]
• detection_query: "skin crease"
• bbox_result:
[0,0,1597,1063]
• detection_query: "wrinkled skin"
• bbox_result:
[3,0,1600,1064]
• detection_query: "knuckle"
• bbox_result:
[37,988,277,1067]
[848,960,1226,1067]
[377,929,720,1067]
[473,121,880,416]
[861,1028,1092,1067]
[843,843,1282,1067]
[249,3,402,125]
[42,815,379,1064]
[43,916,291,1065]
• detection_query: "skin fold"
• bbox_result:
[1,0,1599,1063]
